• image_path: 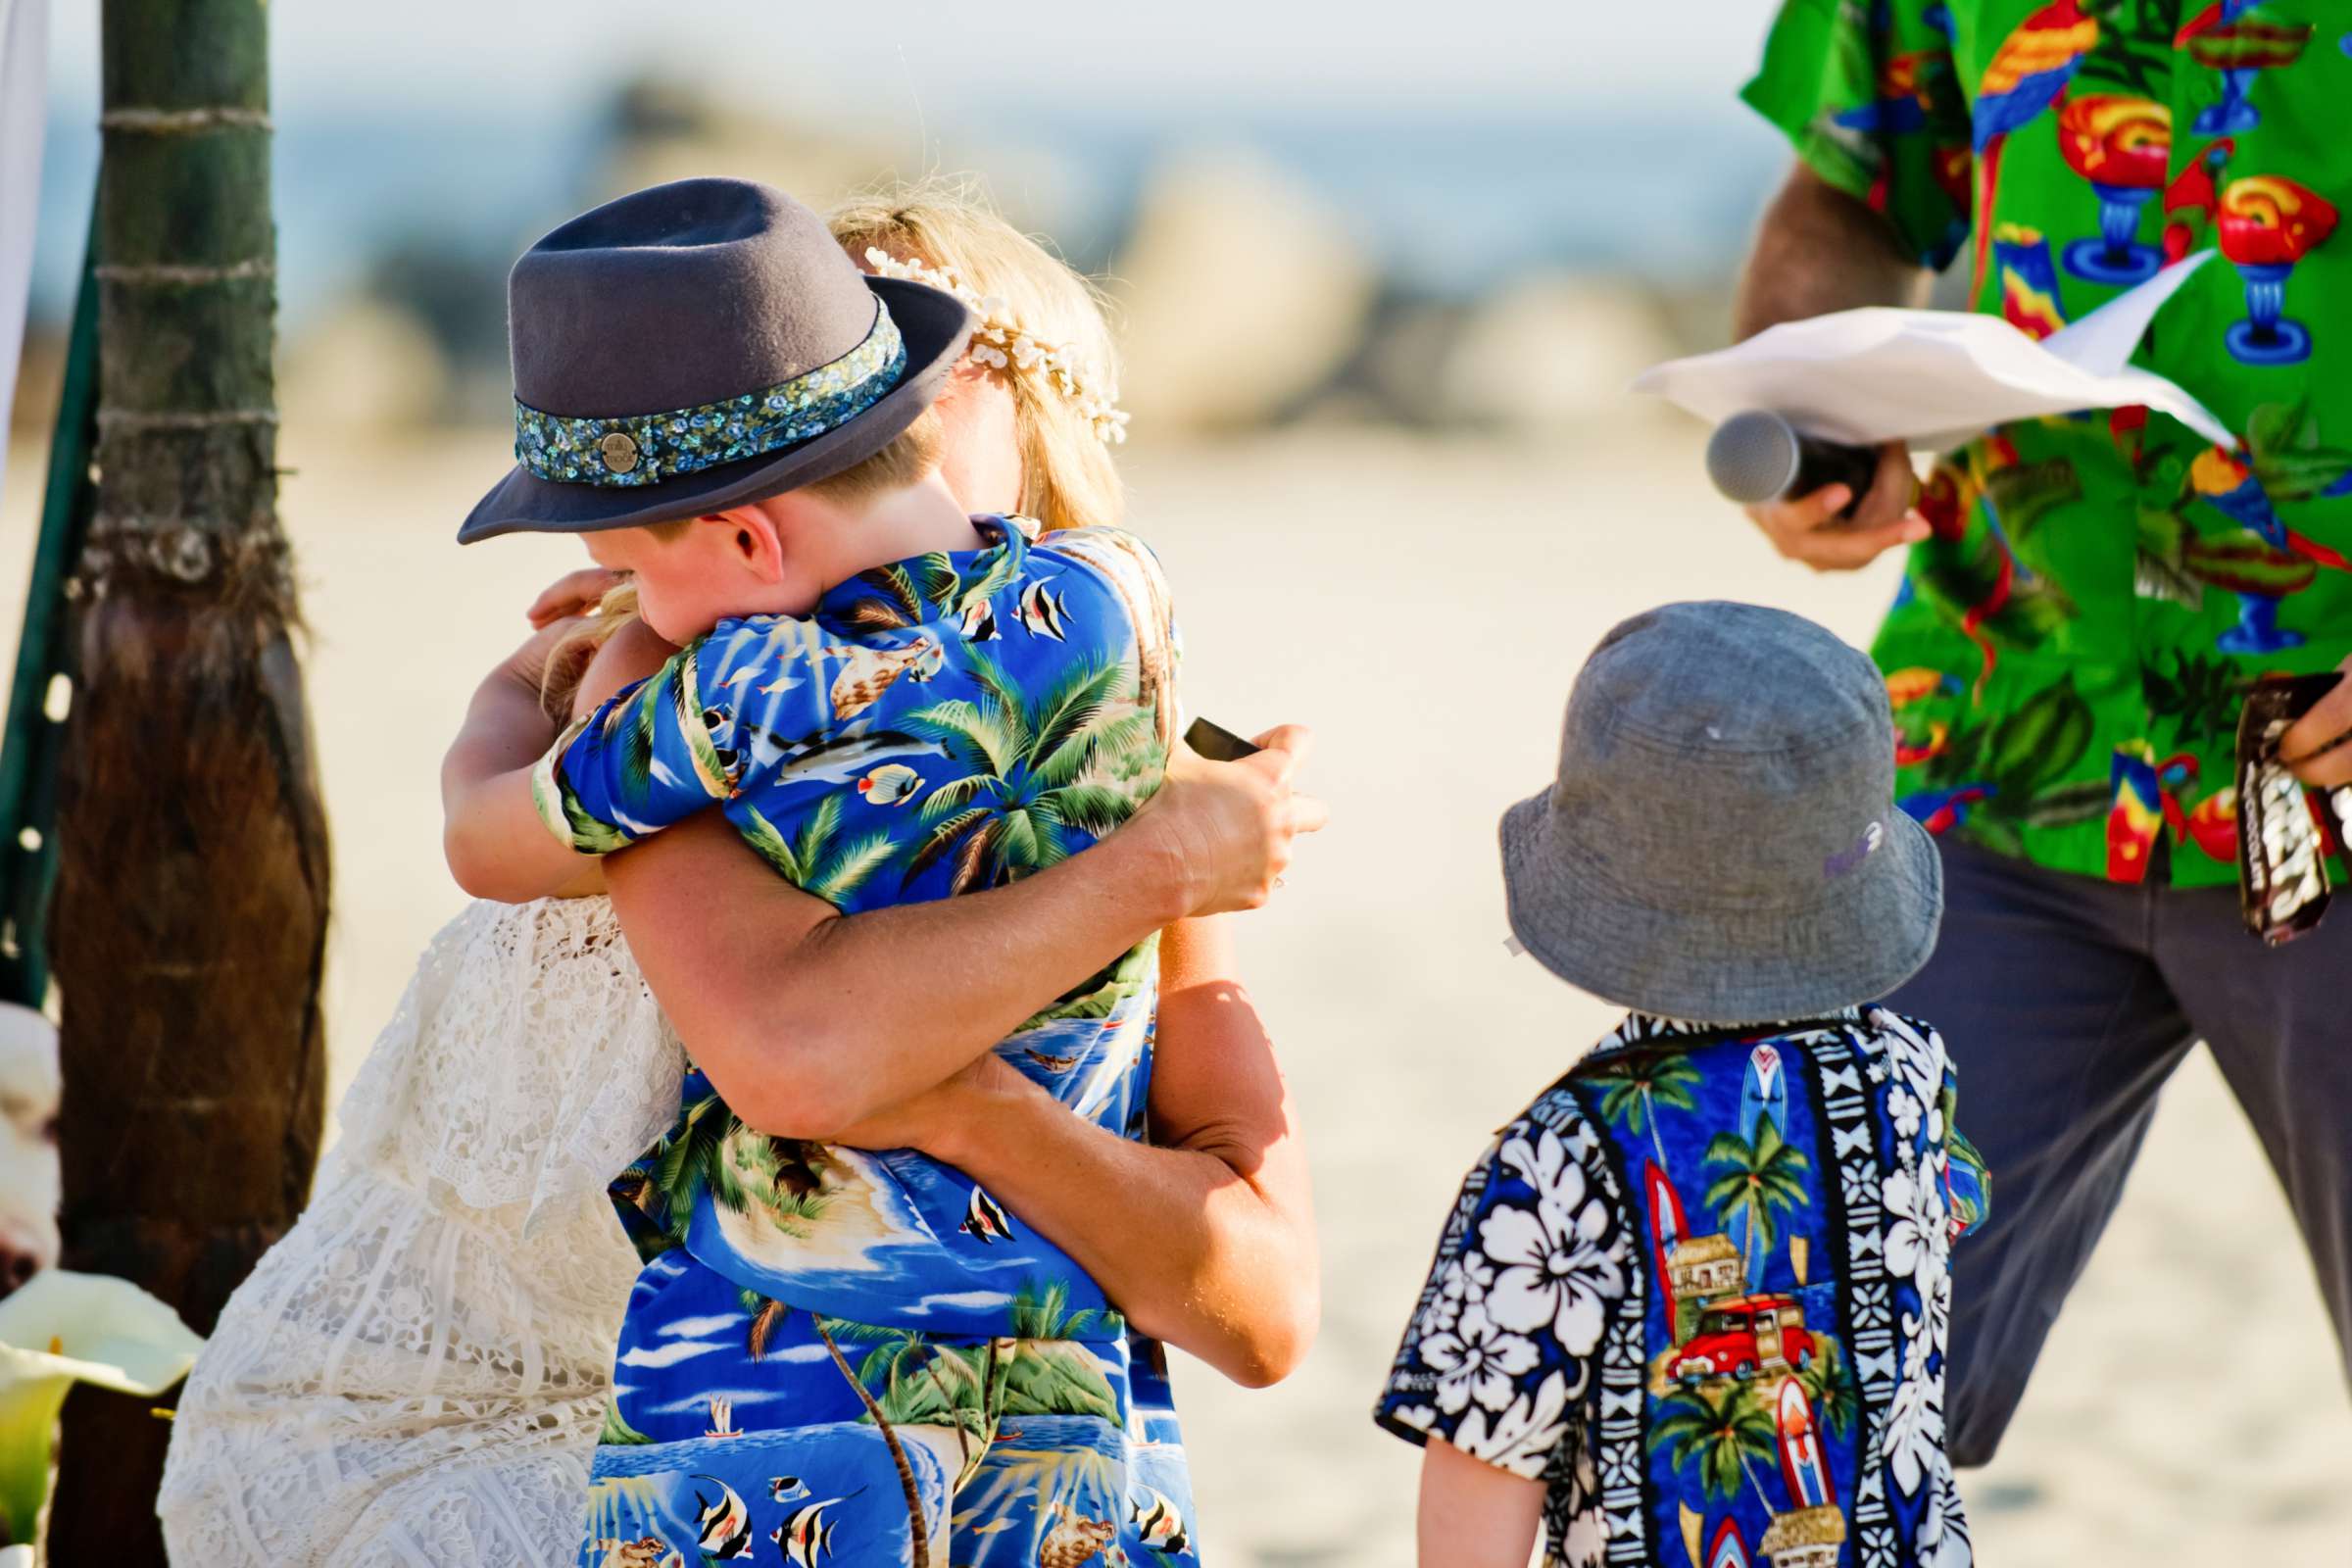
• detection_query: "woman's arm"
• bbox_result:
[1417,1439,1545,1568]
[583,626,1327,1139]
[440,617,611,902]
[855,914,1319,1387]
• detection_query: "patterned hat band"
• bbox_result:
[513,301,907,488]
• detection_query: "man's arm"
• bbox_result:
[1735,162,1936,339]
[587,625,1325,1137]
[1734,163,1937,571]
[858,915,1318,1387]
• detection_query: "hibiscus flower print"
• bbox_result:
[1883,1149,1950,1301]
[1883,1325,1947,1497]
[1427,1250,1494,1336]
[1445,1367,1574,1478]
[1421,1302,1542,1416]
[1482,1131,1625,1355]
[1887,1084,1923,1144]
[1877,1010,1949,1129]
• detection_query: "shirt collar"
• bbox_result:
[1588,1006,1867,1059]
[811,512,1030,626]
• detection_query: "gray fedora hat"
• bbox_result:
[459,177,973,544]
[1500,601,1942,1021]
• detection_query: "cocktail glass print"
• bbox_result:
[2176,6,2315,136]
[1993,223,2067,339]
[2216,175,2338,365]
[2188,451,2315,654]
[2057,95,2171,284]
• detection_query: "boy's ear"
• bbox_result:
[710,506,787,582]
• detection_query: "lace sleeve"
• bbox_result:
[334,897,683,1234]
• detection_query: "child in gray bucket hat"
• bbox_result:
[1374,602,1990,1568]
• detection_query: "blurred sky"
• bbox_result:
[41,1,1782,117]
[24,1,1801,330]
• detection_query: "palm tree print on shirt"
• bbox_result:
[1651,1381,1781,1510]
[1591,1052,1701,1164]
[899,650,1164,894]
[1703,1119,1811,1287]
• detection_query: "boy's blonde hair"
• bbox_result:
[828,179,1126,532]
[800,406,945,509]
[541,182,1114,708]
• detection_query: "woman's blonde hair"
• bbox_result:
[829,178,1126,532]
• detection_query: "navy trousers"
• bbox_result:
[1886,840,2352,1467]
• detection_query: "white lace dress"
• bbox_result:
[158,897,683,1567]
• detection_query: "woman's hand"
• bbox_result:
[497,613,600,722]
[1134,724,1329,918]
[527,565,629,630]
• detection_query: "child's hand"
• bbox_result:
[526,565,628,629]
[1140,724,1329,918]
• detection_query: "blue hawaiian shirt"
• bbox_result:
[1376,1008,1989,1568]
[540,517,1208,1568]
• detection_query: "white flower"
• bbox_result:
[1443,1368,1572,1477]
[0,1270,205,1542]
[1919,1462,1974,1568]
[1481,1131,1624,1354]
[1427,1250,1494,1335]
[1878,1013,1946,1115]
[1882,1340,1945,1497]
[1419,1303,1541,1416]
[1560,1506,1610,1568]
[1887,1085,1922,1143]
[1883,1151,1950,1301]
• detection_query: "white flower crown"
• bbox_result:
[865,247,1130,444]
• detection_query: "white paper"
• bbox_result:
[1632,252,2235,452]
[0,0,49,511]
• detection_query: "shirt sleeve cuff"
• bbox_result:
[532,714,636,855]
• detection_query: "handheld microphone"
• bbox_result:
[1706,410,1883,516]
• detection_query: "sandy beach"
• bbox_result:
[4,416,2347,1564]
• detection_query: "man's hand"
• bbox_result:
[1743,439,1932,572]
[828,1052,1034,1156]
[2282,657,2352,789]
[1135,724,1330,918]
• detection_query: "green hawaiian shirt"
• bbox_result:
[1746,0,2352,886]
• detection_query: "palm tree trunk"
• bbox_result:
[817,1317,932,1566]
[47,4,326,1558]
[1642,1087,1667,1167]
[1741,1453,1775,1515]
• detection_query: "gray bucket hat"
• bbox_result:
[1500,601,1942,1021]
[460,177,974,544]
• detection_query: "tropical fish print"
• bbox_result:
[1375,1009,1989,1568]
[1745,0,2352,887]
[551,517,1201,1567]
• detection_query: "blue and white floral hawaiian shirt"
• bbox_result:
[1376,1008,1989,1568]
